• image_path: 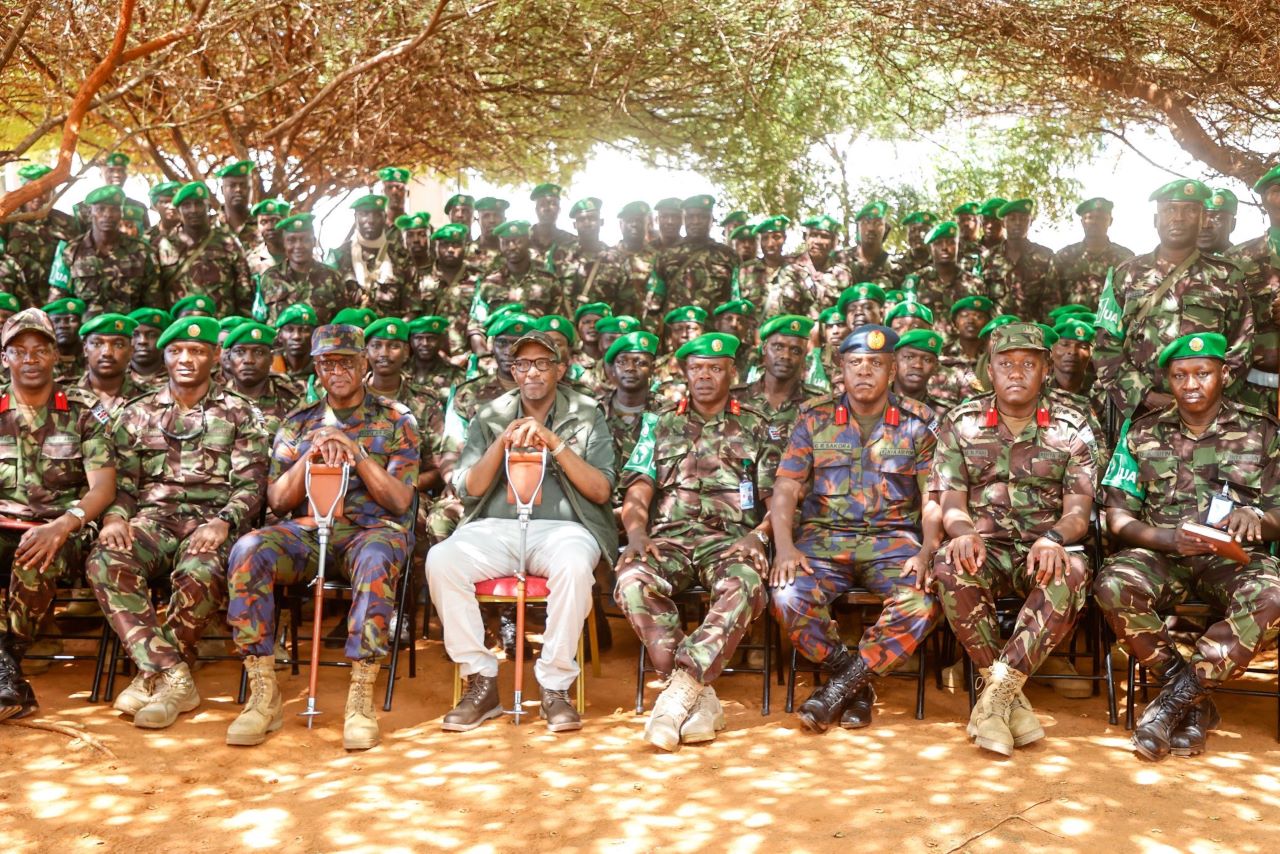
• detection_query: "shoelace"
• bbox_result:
[543,688,572,704]
[463,676,491,702]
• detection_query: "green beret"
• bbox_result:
[214,159,255,179]
[79,313,137,339]
[901,211,939,227]
[378,166,411,184]
[395,212,432,231]
[1149,179,1211,204]
[104,153,131,168]
[1036,323,1060,348]
[492,220,531,239]
[122,202,147,224]
[172,294,216,316]
[574,302,612,321]
[818,305,843,324]
[569,197,603,217]
[595,315,640,335]
[0,293,21,313]
[42,297,86,316]
[409,315,449,335]
[311,324,364,357]
[172,182,211,207]
[950,295,995,318]
[274,303,318,329]
[759,314,814,340]
[924,221,959,244]
[979,314,1020,338]
[488,312,535,339]
[751,215,791,235]
[618,201,652,219]
[729,224,756,241]
[275,213,315,234]
[148,181,182,202]
[952,202,981,216]
[1252,164,1280,195]
[535,314,576,345]
[1075,197,1113,216]
[682,194,716,212]
[855,200,888,221]
[997,198,1034,217]
[17,164,52,183]
[604,330,660,364]
[885,300,934,325]
[719,210,749,227]
[431,223,468,243]
[990,322,1048,354]
[663,305,707,326]
[250,198,291,218]
[530,183,562,201]
[219,315,249,332]
[486,303,525,325]
[977,198,1008,218]
[85,186,125,206]
[364,317,409,342]
[1205,189,1239,214]
[653,198,684,213]
[444,193,475,213]
[1158,332,1227,367]
[157,316,220,349]
[1069,311,1097,325]
[895,328,943,355]
[223,321,277,349]
[838,283,887,311]
[127,307,172,330]
[332,307,377,328]
[885,289,906,305]
[676,332,739,360]
[801,214,841,233]
[474,197,510,212]
[713,299,755,317]
[350,194,388,213]
[1053,319,1096,344]
[1048,304,1093,322]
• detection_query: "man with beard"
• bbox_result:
[597,202,656,319]
[977,198,1007,251]
[445,193,475,244]
[738,217,813,319]
[600,330,658,508]
[221,321,299,437]
[913,221,987,338]
[408,315,465,400]
[156,182,253,316]
[838,201,904,287]
[3,165,80,307]
[1230,166,1280,415]
[272,303,319,396]
[981,199,1059,322]
[258,214,349,326]
[893,328,948,417]
[527,183,578,273]
[380,167,412,224]
[474,221,566,321]
[651,306,706,405]
[213,160,257,247]
[894,211,938,279]
[652,198,685,251]
[953,202,984,272]
[418,223,482,356]
[244,199,291,277]
[930,295,993,408]
[330,195,412,319]
[71,313,146,414]
[733,314,825,448]
[125,308,172,388]
[644,196,737,322]
[788,216,853,310]
[469,197,508,272]
[1053,198,1135,309]
[146,182,183,246]
[59,186,158,317]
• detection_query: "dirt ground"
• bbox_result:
[2,616,1278,854]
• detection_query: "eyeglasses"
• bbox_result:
[4,345,56,363]
[159,403,207,441]
[315,357,358,375]
[511,358,557,374]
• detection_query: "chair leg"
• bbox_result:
[1125,655,1137,730]
[773,616,785,686]
[785,647,798,715]
[634,644,647,715]
[577,631,586,714]
[453,663,462,708]
[964,654,976,710]
[89,620,111,703]
[104,633,122,702]
[384,574,409,713]
[914,636,927,720]
[588,603,601,679]
[237,664,248,706]
[761,607,771,716]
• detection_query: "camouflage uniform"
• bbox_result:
[614,399,780,681]
[245,243,282,278]
[0,386,113,641]
[895,246,932,279]
[1,211,79,307]
[644,238,738,320]
[836,247,905,288]
[980,240,1059,322]
[528,226,578,274]
[929,392,1101,674]
[649,354,687,407]
[732,376,825,449]
[85,384,269,672]
[1094,251,1254,420]
[0,254,24,301]
[156,226,254,315]
[737,260,817,319]
[429,268,485,356]
[225,393,420,661]
[1227,233,1280,415]
[475,265,567,320]
[330,238,415,318]
[601,244,658,319]
[912,266,987,338]
[232,374,300,438]
[257,262,351,326]
[467,237,502,273]
[412,358,468,403]
[601,390,654,505]
[1053,240,1135,308]
[1095,400,1280,683]
[928,341,982,409]
[787,253,853,312]
[58,231,159,317]
[567,246,631,315]
[68,372,148,417]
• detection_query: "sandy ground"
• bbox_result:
[2,616,1279,854]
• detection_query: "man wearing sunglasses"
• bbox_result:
[86,316,269,731]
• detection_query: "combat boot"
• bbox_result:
[970,660,1027,756]
[1034,657,1093,699]
[112,671,158,716]
[645,668,702,751]
[1133,661,1210,762]
[798,650,872,734]
[226,655,284,746]
[442,674,502,731]
[680,685,727,743]
[539,685,581,733]
[134,662,199,729]
[1169,696,1221,757]
[0,634,38,721]
[839,683,876,729]
[343,659,381,750]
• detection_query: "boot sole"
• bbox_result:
[1169,745,1205,757]
[441,705,503,732]
[974,736,1014,757]
[344,734,380,750]
[133,694,200,729]
[226,715,284,747]
[798,711,830,734]
[1131,736,1170,762]
[1013,727,1046,747]
[544,719,583,733]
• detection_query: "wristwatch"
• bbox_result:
[1043,529,1065,545]
[216,510,236,527]
[65,506,86,528]
[753,530,770,547]
[1247,506,1266,519]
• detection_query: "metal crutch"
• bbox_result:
[501,446,548,724]
[298,457,351,729]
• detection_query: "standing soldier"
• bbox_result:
[71,313,146,414]
[981,199,1059,322]
[272,303,320,396]
[838,201,904,287]
[1229,166,1280,416]
[930,323,1100,757]
[930,296,994,408]
[396,212,433,313]
[711,299,757,377]
[977,197,1007,251]
[893,328,949,417]
[73,153,146,229]
[3,165,80,306]
[474,221,566,318]
[1048,318,1105,417]
[600,330,659,506]
[330,195,413,319]
[156,182,254,315]
[258,214,349,325]
[221,321,299,437]
[85,317,268,729]
[244,198,291,276]
[58,186,159,316]
[146,181,183,246]
[913,221,987,336]
[213,160,258,247]
[567,198,626,311]
[1198,189,1238,254]
[43,297,86,380]
[720,210,749,244]
[0,309,116,721]
[644,196,737,322]
[952,202,984,271]
[420,224,482,351]
[895,211,938,278]
[739,216,814,318]
[789,216,853,309]
[444,193,475,243]
[408,315,465,399]
[125,307,172,388]
[599,201,656,319]
[616,332,778,749]
[527,183,578,273]
[1054,198,1134,308]
[469,197,508,272]
[571,302,611,378]
[380,167,412,224]
[729,224,759,268]
[839,283,887,329]
[652,198,685,251]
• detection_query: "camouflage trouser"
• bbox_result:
[85,515,228,672]
[614,534,765,683]
[0,528,90,640]
[772,532,941,673]
[423,493,463,551]
[1094,548,1280,684]
[933,539,1088,675]
[226,520,408,661]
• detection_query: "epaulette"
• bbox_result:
[950,393,993,420]
[734,399,767,421]
[281,396,324,421]
[372,393,413,418]
[1234,400,1280,428]
[896,395,935,424]
[218,385,257,408]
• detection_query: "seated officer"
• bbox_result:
[0,310,116,721]
[615,332,778,750]
[428,330,616,734]
[930,323,1100,757]
[1095,332,1280,761]
[224,324,419,750]
[86,317,268,730]
[770,325,941,732]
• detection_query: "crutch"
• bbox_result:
[298,457,351,729]
[501,446,548,724]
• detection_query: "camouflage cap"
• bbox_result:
[84,185,125,206]
[148,180,182,202]
[512,329,563,361]
[395,212,432,231]
[855,200,889,221]
[172,181,211,207]
[676,332,739,360]
[128,307,172,330]
[719,210,749,227]
[950,294,995,318]
[274,302,318,329]
[574,302,612,321]
[408,316,448,335]
[1075,197,1113,216]
[569,197,603,217]
[604,330,660,364]
[595,315,639,335]
[979,314,1021,338]
[444,193,475,212]
[839,324,898,355]
[157,316,220,349]
[977,198,1007,218]
[475,196,510,212]
[663,305,707,325]
[618,200,651,219]
[223,321,277,349]
[895,328,943,355]
[1205,188,1239,214]
[332,306,377,328]
[250,198,291,218]
[924,221,958,244]
[275,213,315,233]
[172,293,216,317]
[213,159,255,178]
[350,194,387,212]
[311,324,365,357]
[493,220,531,239]
[535,314,576,345]
[1149,179,1211,204]
[682,194,715,211]
[43,297,86,316]
[1252,164,1280,195]
[378,166,411,184]
[885,300,934,325]
[1158,332,1227,367]
[751,215,791,235]
[529,183,562,201]
[364,317,408,342]
[653,197,684,213]
[952,201,981,216]
[1,308,57,347]
[759,314,814,340]
[997,198,1034,217]
[838,283,886,311]
[431,223,468,243]
[989,321,1049,354]
[712,299,755,317]
[104,152,131,168]
[1053,319,1096,344]
[0,293,21,313]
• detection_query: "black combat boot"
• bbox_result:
[1169,695,1221,757]
[839,683,876,729]
[799,649,872,734]
[1132,659,1210,762]
[0,634,38,721]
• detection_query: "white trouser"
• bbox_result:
[426,517,600,690]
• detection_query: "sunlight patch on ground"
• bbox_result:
[224,806,291,848]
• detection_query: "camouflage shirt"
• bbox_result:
[737,259,817,319]
[417,264,486,354]
[733,377,826,449]
[787,253,853,310]
[644,237,738,320]
[467,237,502,274]
[330,237,415,318]
[928,341,983,408]
[475,264,567,320]
[1,211,80,307]
[528,226,578,274]
[245,243,283,277]
[836,246,906,288]
[257,261,351,326]
[156,225,254,315]
[59,230,159,316]
[894,246,933,279]
[567,244,633,316]
[1228,231,1280,374]
[600,243,658,319]
[369,375,459,487]
[980,239,1060,322]
[1053,240,1135,308]
[68,371,149,417]
[229,374,301,439]
[411,358,468,403]
[911,265,988,339]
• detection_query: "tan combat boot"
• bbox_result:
[970,660,1026,757]
[679,685,727,744]
[226,655,284,746]
[967,666,1044,747]
[134,662,200,729]
[343,659,381,750]
[113,671,157,716]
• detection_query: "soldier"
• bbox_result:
[330,194,413,318]
[893,328,949,417]
[952,202,984,271]
[929,295,993,408]
[597,201,655,318]
[1054,198,1135,308]
[0,309,116,721]
[429,329,615,733]
[789,216,853,309]
[221,321,299,437]
[43,297,86,380]
[600,330,659,507]
[533,314,594,391]
[380,167,412,223]
[1094,332,1280,760]
[572,302,611,376]
[0,293,20,326]
[474,220,566,319]
[729,224,759,267]
[469,197,508,271]
[816,305,847,385]
[1095,179,1254,422]
[156,182,253,315]
[981,199,1059,322]
[733,314,825,447]
[223,323,418,748]
[1229,166,1280,416]
[711,299,757,377]
[1198,189,1237,254]
[446,312,531,434]
[445,193,475,242]
[930,323,1100,757]
[71,313,146,414]
[120,203,148,241]
[273,303,320,394]
[3,165,79,306]
[363,317,435,411]
[885,300,934,336]
[396,212,433,311]
[616,332,777,748]
[527,183,578,273]
[652,197,684,251]
[408,315,465,399]
[581,313,640,395]
[93,153,148,227]
[57,185,159,317]
[651,305,706,404]
[415,223,479,357]
[913,221,987,337]
[770,324,941,731]
[739,216,814,318]
[171,293,216,318]
[125,307,172,388]
[644,195,737,321]
[839,282,886,330]
[838,201,903,286]
[245,198,291,276]
[213,160,257,246]
[145,181,183,246]
[977,197,1007,250]
[85,317,268,729]
[720,210,749,244]
[1048,318,1105,417]
[895,211,938,278]
[258,214,349,325]
[566,198,627,312]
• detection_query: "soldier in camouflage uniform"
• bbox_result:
[1095,332,1280,760]
[212,160,258,247]
[816,305,847,388]
[651,305,705,405]
[1229,167,1280,416]
[652,198,684,251]
[837,201,905,287]
[600,330,659,508]
[270,303,319,398]
[616,332,779,749]
[85,317,268,730]
[221,321,299,437]
[733,314,825,449]
[156,182,254,316]
[71,313,147,414]
[43,297,86,381]
[469,197,508,272]
[446,312,531,434]
[977,197,1007,251]
[330,194,415,319]
[571,302,610,378]
[474,220,567,322]
[58,186,158,316]
[885,299,934,336]
[0,309,116,721]
[711,299,758,378]
[1048,317,1106,419]
[408,315,466,400]
[566,197,621,308]
[930,323,1100,757]
[3,165,80,307]
[443,192,473,241]
[244,198,290,277]
[533,314,597,394]
[720,210,749,245]
[894,211,938,279]
[380,167,412,224]
[839,282,887,329]
[913,221,987,338]
[1198,188,1238,254]
[1094,179,1254,422]
[952,202,984,272]
[582,313,640,396]
[980,199,1059,322]
[644,195,737,322]
[125,307,172,388]
[418,223,483,356]
[597,202,656,318]
[526,183,578,274]
[225,323,419,749]
[893,328,949,418]
[771,324,941,732]
[257,214,350,326]
[929,295,992,408]
[396,212,433,311]
[738,216,814,318]
[787,216,851,311]
[728,223,758,267]
[1053,198,1135,309]
[145,181,183,247]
